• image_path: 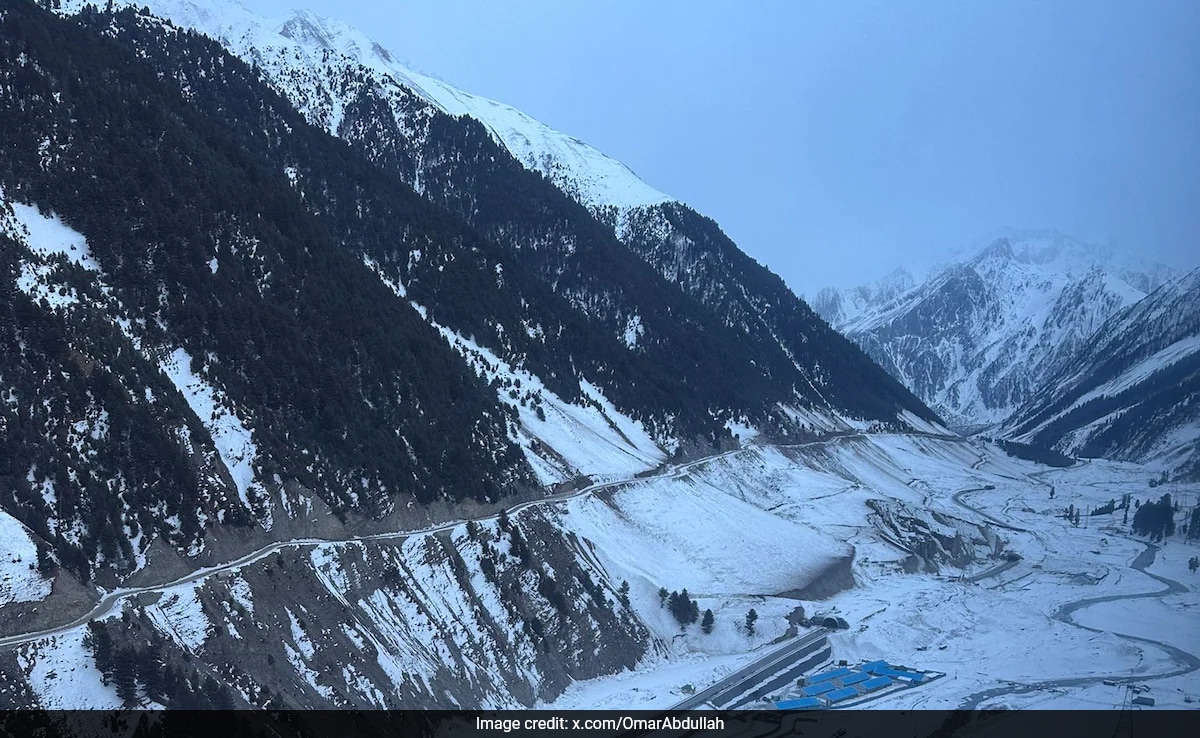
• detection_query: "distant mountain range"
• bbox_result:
[1002,267,1200,479]
[814,230,1198,477]
[2,0,1196,715]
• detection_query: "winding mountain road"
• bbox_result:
[950,486,1027,532]
[939,449,1199,708]
[0,446,749,650]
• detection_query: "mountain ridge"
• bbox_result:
[77,0,939,435]
[813,230,1179,431]
[1002,267,1200,478]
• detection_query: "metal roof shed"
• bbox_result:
[775,697,824,710]
[809,667,853,684]
[841,671,870,686]
[879,667,925,682]
[825,687,860,703]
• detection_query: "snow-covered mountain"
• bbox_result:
[1002,267,1200,478]
[811,267,918,328]
[4,1,1198,716]
[58,0,671,215]
[0,0,948,711]
[57,0,919,430]
[814,230,1178,432]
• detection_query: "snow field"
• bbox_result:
[560,464,849,600]
[823,451,1199,709]
[143,581,212,652]
[434,326,666,484]
[546,437,1199,709]
[16,629,122,709]
[158,348,269,525]
[0,510,51,605]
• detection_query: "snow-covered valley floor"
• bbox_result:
[5,434,1197,711]
[546,437,1200,710]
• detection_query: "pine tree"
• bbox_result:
[36,545,56,578]
[745,608,758,636]
[701,608,714,635]
[667,589,699,627]
[677,589,692,626]
[617,580,630,609]
[85,620,115,682]
[113,648,138,704]
[658,587,669,607]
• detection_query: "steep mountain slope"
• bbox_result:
[814,231,1177,431]
[1002,268,1200,479]
[0,0,951,712]
[616,204,940,425]
[0,2,537,583]
[0,1,665,708]
[93,0,940,433]
[94,0,672,215]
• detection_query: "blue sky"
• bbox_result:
[241,0,1200,296]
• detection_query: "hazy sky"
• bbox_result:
[239,0,1200,296]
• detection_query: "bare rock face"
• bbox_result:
[867,499,1004,575]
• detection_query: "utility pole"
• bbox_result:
[1112,685,1134,738]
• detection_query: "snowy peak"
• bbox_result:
[963,229,1175,292]
[80,0,673,213]
[816,230,1181,431]
[972,236,1016,265]
[412,81,673,211]
[811,267,917,328]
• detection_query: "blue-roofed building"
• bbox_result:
[801,682,837,697]
[775,696,824,710]
[825,686,859,703]
[860,660,889,674]
[809,667,853,684]
[879,667,925,683]
[840,671,870,686]
[862,676,893,691]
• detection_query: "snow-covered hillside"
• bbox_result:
[1003,268,1200,478]
[814,230,1178,431]
[61,0,671,216]
[50,0,943,443]
[4,1,1193,715]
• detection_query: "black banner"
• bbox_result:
[0,709,1197,738]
